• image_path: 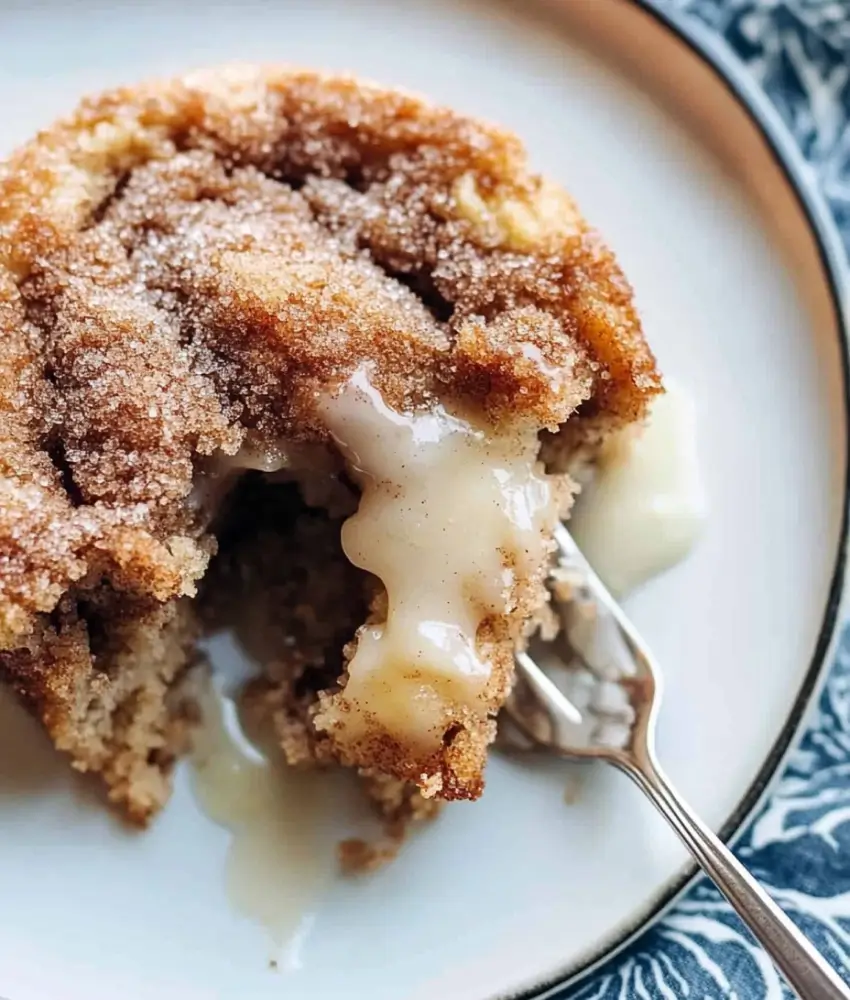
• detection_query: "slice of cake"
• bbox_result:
[0,65,661,824]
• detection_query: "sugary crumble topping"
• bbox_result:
[0,65,660,823]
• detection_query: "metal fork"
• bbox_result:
[507,524,850,1000]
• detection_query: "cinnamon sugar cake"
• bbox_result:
[0,66,661,840]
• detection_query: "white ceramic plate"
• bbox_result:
[0,2,847,998]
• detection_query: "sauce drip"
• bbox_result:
[190,677,334,968]
[570,381,706,595]
[318,369,554,749]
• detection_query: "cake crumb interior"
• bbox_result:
[0,66,662,832]
[315,367,555,760]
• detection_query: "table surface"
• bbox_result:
[561,2,850,998]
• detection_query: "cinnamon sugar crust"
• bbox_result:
[0,65,661,823]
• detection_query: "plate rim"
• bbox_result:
[506,2,850,998]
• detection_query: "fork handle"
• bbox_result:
[621,755,850,1000]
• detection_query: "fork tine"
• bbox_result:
[507,523,658,758]
[514,650,583,725]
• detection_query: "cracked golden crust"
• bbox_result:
[0,65,661,819]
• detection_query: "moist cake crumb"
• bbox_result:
[204,474,441,863]
[0,65,661,827]
[337,771,443,874]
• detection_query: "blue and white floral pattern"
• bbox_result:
[557,2,850,997]
[561,634,850,999]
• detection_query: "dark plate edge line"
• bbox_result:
[503,3,850,998]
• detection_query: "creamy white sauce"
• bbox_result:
[316,368,554,751]
[569,381,706,595]
[188,374,703,946]
[190,679,334,969]
[188,372,556,944]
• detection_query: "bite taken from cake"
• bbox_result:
[0,65,661,826]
